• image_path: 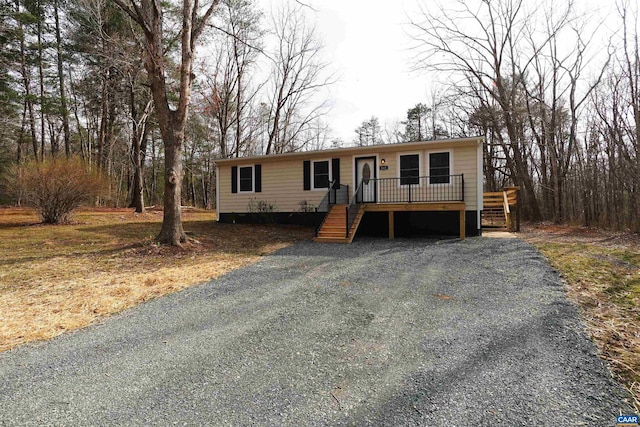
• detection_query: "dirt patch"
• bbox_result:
[521,222,640,248]
[520,223,640,412]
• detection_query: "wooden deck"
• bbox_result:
[363,202,465,212]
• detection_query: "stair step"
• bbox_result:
[318,232,348,238]
[324,218,347,225]
[317,230,347,235]
[315,205,365,244]
[318,229,347,237]
[321,226,347,232]
[312,237,350,243]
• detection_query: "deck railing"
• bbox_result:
[328,183,349,205]
[317,181,350,212]
[371,174,464,203]
[346,182,364,238]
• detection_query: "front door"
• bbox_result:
[356,157,376,203]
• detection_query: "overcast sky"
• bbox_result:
[308,0,426,142]
[258,0,427,143]
[257,0,622,144]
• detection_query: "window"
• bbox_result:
[232,164,261,194]
[429,152,450,184]
[313,160,330,189]
[400,154,419,185]
[239,166,253,192]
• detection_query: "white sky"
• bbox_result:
[256,0,624,144]
[309,0,426,142]
[259,0,428,143]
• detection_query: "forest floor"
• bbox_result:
[520,223,640,412]
[0,207,312,352]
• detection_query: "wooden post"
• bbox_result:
[516,188,521,232]
[504,186,521,232]
[459,210,466,240]
[388,211,395,239]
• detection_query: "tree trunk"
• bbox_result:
[128,82,148,213]
[150,129,157,205]
[156,131,187,244]
[98,76,108,170]
[16,0,38,161]
[129,138,145,213]
[37,18,46,160]
[53,0,71,158]
[110,0,219,245]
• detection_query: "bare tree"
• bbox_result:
[202,0,262,159]
[14,0,40,161]
[410,0,616,224]
[619,0,640,230]
[53,0,71,157]
[517,4,607,222]
[264,2,332,154]
[410,0,599,220]
[587,0,640,231]
[110,0,219,245]
[383,120,405,144]
[410,0,544,219]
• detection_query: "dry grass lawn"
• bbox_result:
[0,207,312,352]
[521,224,640,411]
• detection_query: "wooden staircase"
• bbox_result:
[313,204,365,243]
[482,187,519,231]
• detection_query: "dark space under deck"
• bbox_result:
[357,210,480,238]
[219,210,480,238]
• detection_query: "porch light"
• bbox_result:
[380,158,386,165]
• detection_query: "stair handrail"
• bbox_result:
[333,183,350,204]
[314,181,336,236]
[346,181,364,238]
[502,190,511,231]
[316,180,336,213]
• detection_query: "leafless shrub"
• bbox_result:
[6,157,109,224]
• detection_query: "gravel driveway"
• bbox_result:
[0,237,634,426]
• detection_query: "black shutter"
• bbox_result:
[331,158,340,189]
[231,166,238,194]
[303,160,311,191]
[254,164,262,193]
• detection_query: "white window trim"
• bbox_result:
[397,152,422,188]
[238,164,255,193]
[426,149,454,186]
[311,159,332,191]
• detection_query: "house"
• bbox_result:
[214,137,483,242]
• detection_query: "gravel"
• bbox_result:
[0,236,634,426]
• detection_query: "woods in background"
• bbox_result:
[0,0,332,214]
[407,0,639,231]
[0,0,638,233]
